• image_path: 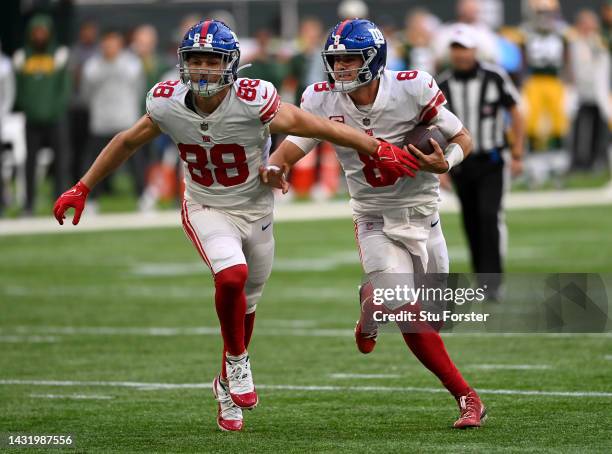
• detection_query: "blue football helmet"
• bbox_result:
[322,19,387,92]
[178,19,240,97]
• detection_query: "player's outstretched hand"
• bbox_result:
[259,164,290,194]
[53,181,90,225]
[408,139,449,174]
[374,140,419,178]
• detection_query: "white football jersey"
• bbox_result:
[286,70,459,216]
[146,78,281,221]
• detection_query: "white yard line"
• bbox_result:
[29,393,113,400]
[330,373,402,379]
[0,335,59,343]
[467,364,552,371]
[1,187,611,236]
[1,379,611,398]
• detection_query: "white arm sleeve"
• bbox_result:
[284,84,324,154]
[432,106,463,139]
[285,135,319,154]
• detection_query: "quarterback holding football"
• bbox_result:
[264,18,487,428]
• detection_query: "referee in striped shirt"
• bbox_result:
[437,25,524,297]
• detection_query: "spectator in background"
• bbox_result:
[131,24,170,212]
[337,0,368,20]
[0,42,16,216]
[284,17,339,200]
[433,0,501,69]
[285,18,325,105]
[82,29,144,209]
[131,24,168,94]
[569,10,610,171]
[519,0,569,154]
[378,16,404,71]
[399,8,438,74]
[241,29,286,91]
[69,20,98,183]
[13,14,71,215]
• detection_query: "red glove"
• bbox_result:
[53,181,90,225]
[374,140,419,179]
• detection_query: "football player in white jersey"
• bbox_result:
[52,19,419,432]
[263,19,487,429]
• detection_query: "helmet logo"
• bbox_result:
[368,28,385,45]
[192,32,201,47]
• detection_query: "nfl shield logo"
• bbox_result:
[363,118,370,126]
[201,122,208,131]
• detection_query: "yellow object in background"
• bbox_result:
[523,74,568,150]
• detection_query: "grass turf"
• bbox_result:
[1,205,611,453]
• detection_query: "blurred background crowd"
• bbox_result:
[0,0,610,217]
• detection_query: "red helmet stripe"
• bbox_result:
[335,19,351,39]
[199,20,212,44]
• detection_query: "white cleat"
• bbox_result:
[225,352,258,409]
[212,375,243,431]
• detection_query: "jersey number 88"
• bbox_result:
[178,143,249,187]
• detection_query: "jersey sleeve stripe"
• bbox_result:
[259,88,279,113]
[419,90,447,123]
[260,93,281,123]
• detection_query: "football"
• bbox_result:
[403,124,448,155]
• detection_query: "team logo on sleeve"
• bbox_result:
[329,115,345,123]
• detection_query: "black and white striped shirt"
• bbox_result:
[437,63,520,154]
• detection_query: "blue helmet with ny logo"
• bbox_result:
[178,19,240,97]
[322,19,387,92]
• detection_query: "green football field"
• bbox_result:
[1,205,611,453]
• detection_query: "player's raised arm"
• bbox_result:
[268,102,419,179]
[269,102,379,155]
[53,115,161,225]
